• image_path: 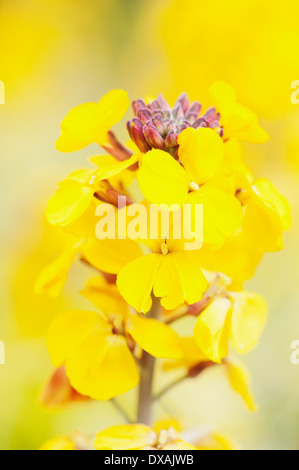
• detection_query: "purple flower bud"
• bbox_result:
[138,108,152,125]
[127,121,151,153]
[175,92,190,114]
[184,112,198,124]
[193,117,207,128]
[164,119,175,134]
[202,107,216,118]
[172,103,185,121]
[143,122,165,149]
[132,117,143,128]
[165,130,178,148]
[209,121,220,129]
[152,116,165,135]
[148,99,161,111]
[186,101,202,117]
[132,99,146,115]
[157,94,172,112]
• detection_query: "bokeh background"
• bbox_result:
[0,0,298,450]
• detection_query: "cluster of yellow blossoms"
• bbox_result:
[36,83,290,450]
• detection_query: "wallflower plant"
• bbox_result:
[36,84,290,450]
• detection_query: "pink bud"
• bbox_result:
[127,121,151,152]
[165,130,178,148]
[152,116,165,135]
[175,92,190,114]
[187,101,202,117]
[138,109,152,125]
[143,122,165,149]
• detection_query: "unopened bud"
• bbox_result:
[165,130,178,148]
[175,92,190,114]
[187,101,202,117]
[193,117,207,128]
[143,122,165,149]
[138,108,152,124]
[152,116,165,135]
[172,103,184,121]
[126,121,151,153]
[132,99,146,115]
[157,93,172,112]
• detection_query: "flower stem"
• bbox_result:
[137,297,160,425]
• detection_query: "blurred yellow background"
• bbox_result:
[0,0,298,449]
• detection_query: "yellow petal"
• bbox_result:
[225,358,258,412]
[209,82,269,143]
[163,337,209,371]
[225,104,269,143]
[154,252,208,310]
[126,314,183,359]
[91,153,140,180]
[244,178,292,251]
[34,247,78,298]
[47,310,110,367]
[252,178,291,229]
[210,81,237,108]
[162,440,197,450]
[46,179,94,226]
[198,231,263,282]
[188,183,242,247]
[95,424,156,450]
[40,436,75,451]
[229,291,267,354]
[193,298,232,363]
[196,430,241,450]
[138,149,190,206]
[65,198,102,240]
[154,419,183,433]
[56,89,129,152]
[66,332,139,400]
[83,238,143,274]
[81,276,128,317]
[178,127,224,185]
[117,253,162,313]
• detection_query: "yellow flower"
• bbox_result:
[162,338,257,412]
[163,337,210,373]
[225,357,258,412]
[209,81,269,143]
[193,291,267,363]
[34,244,80,298]
[81,275,129,318]
[198,177,291,282]
[47,154,139,227]
[40,436,75,451]
[40,431,90,450]
[47,304,183,400]
[56,89,129,152]
[243,178,292,252]
[34,233,143,298]
[117,232,208,313]
[195,429,241,450]
[95,424,196,450]
[138,128,242,246]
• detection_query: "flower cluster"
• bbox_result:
[36,83,290,450]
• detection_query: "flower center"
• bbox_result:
[88,174,96,186]
[161,243,169,255]
[189,181,200,191]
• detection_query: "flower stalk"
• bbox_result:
[137,296,161,425]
